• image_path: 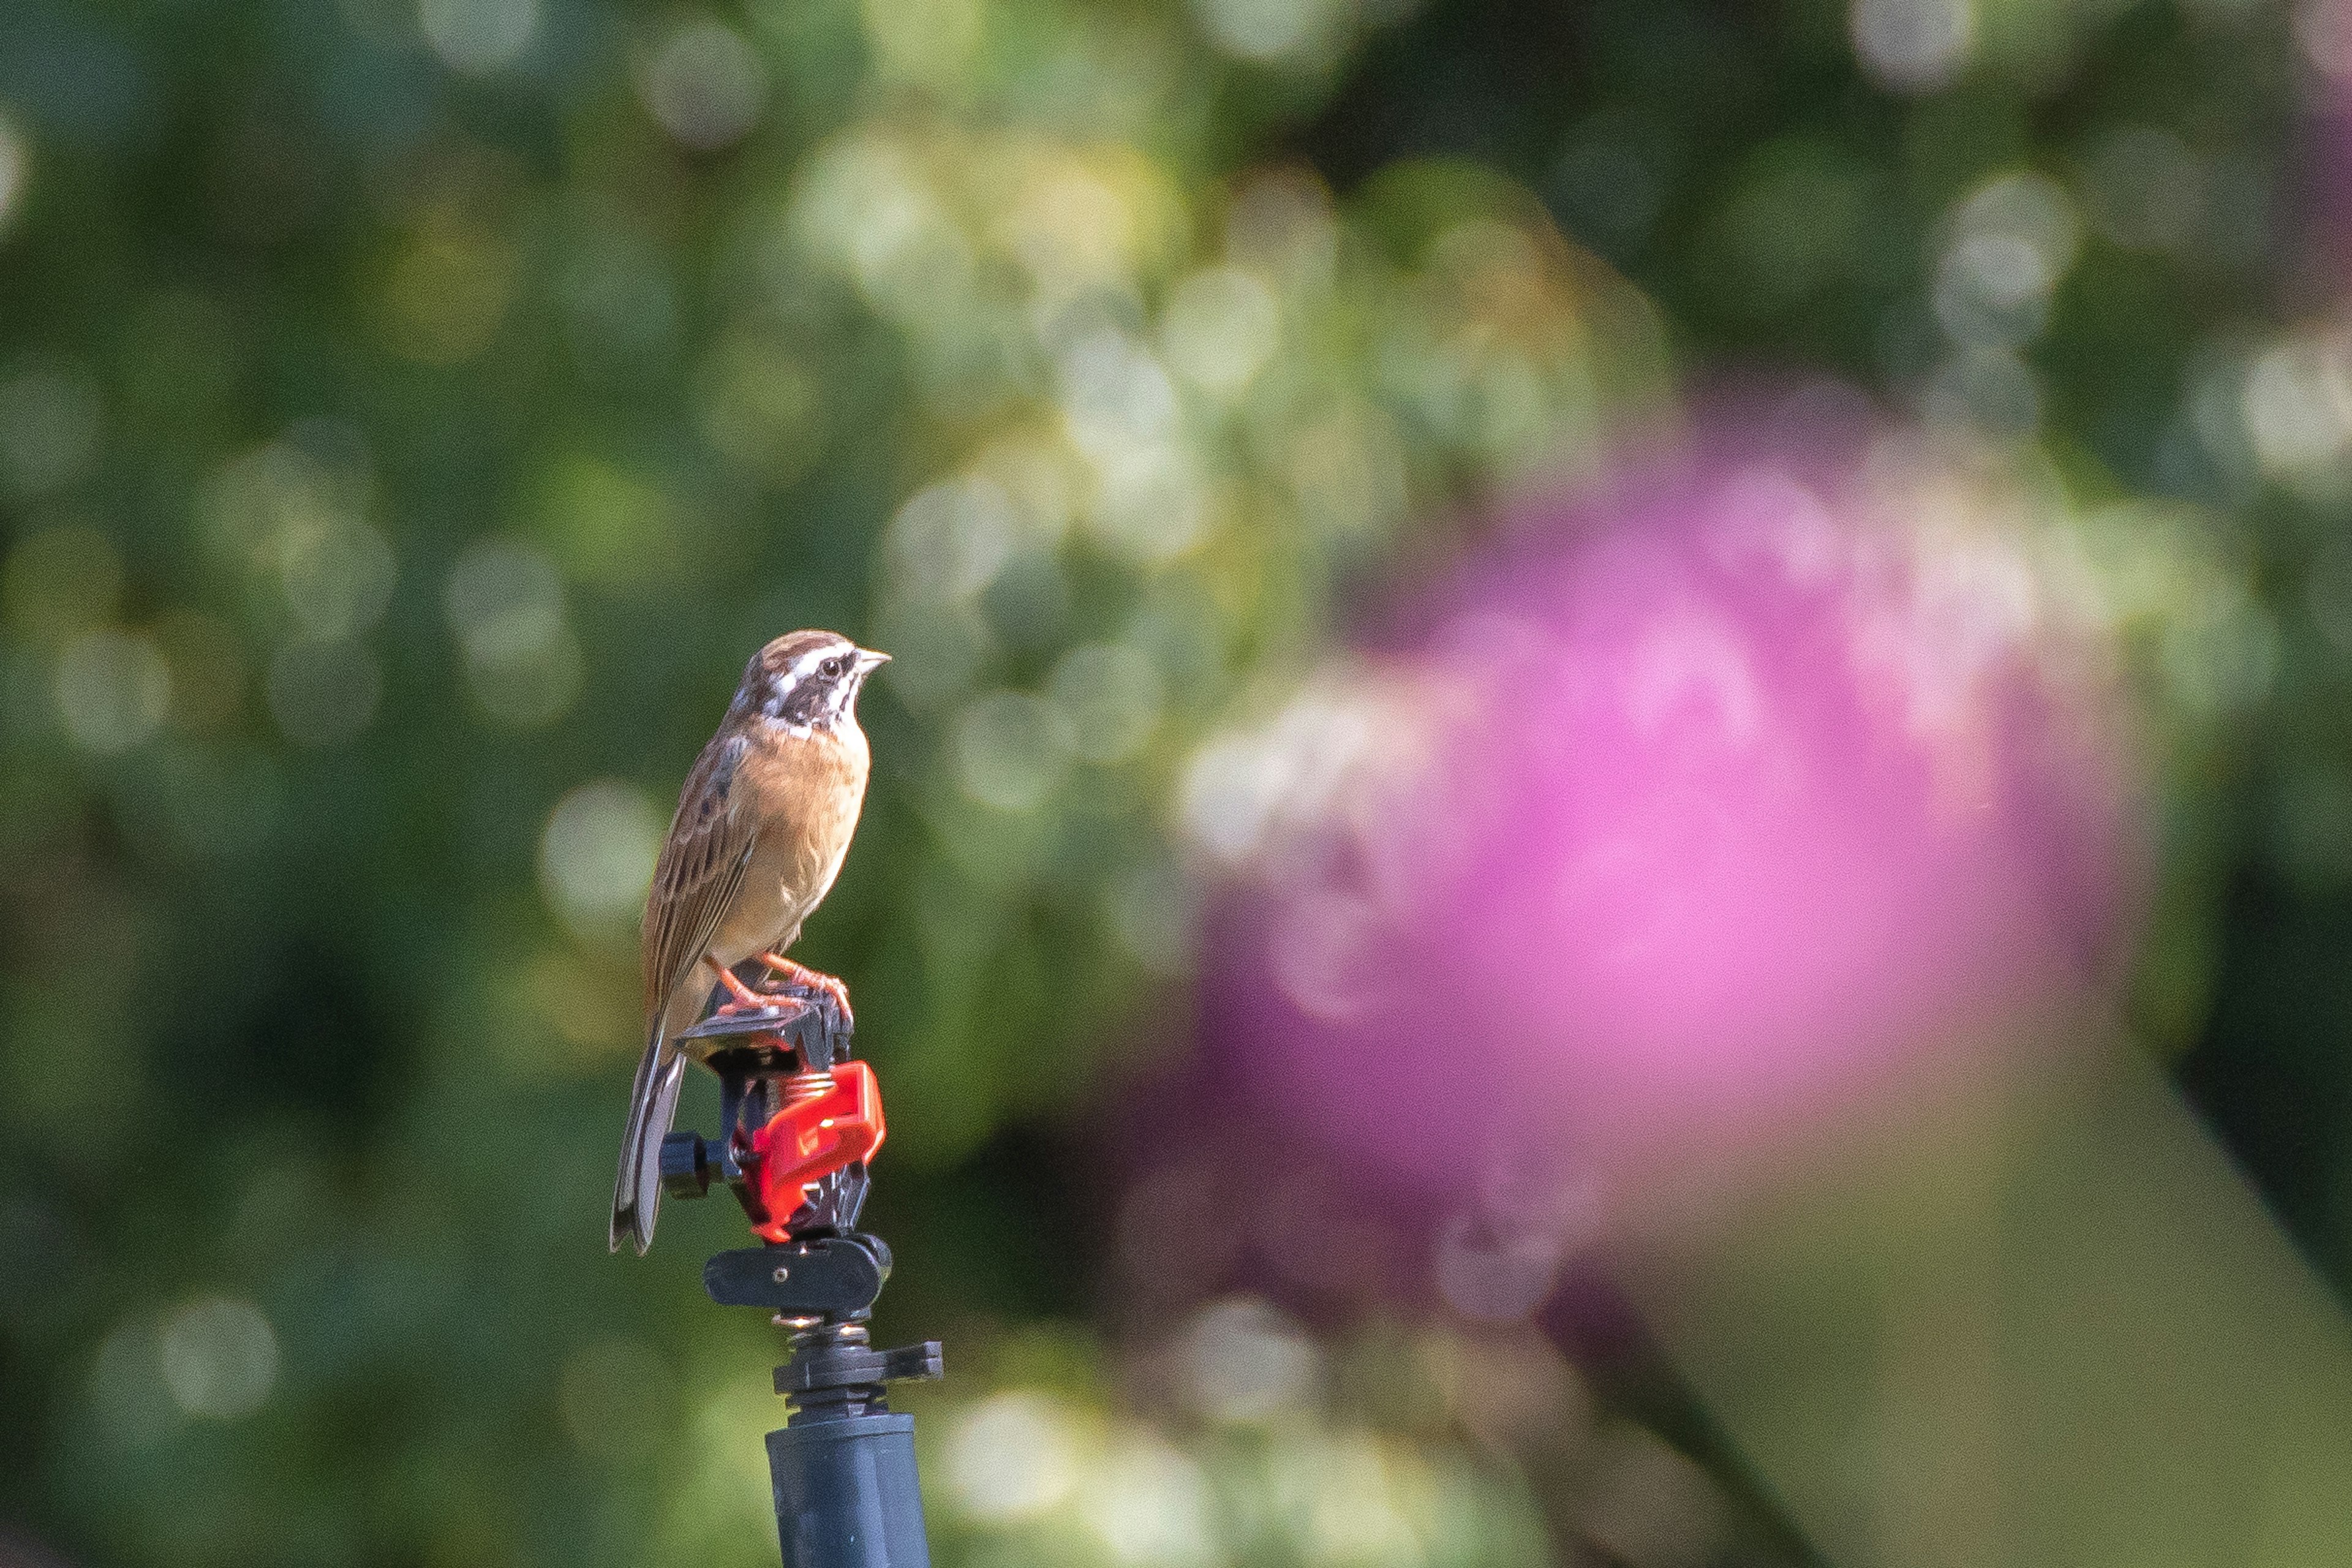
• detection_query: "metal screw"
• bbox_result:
[773,1266,791,1283]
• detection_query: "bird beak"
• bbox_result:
[855,648,891,675]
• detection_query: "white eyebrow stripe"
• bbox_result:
[769,643,836,697]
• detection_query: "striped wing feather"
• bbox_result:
[643,732,757,1026]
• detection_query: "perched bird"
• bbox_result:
[610,629,889,1255]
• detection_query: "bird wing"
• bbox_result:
[643,731,758,1026]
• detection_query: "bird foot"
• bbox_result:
[756,952,853,1027]
[704,955,804,1020]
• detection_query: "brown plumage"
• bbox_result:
[610,629,887,1254]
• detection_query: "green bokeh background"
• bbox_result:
[3,0,2350,1563]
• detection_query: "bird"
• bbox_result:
[609,628,889,1255]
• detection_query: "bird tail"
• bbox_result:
[609,991,699,1254]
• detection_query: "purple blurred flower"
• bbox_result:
[1191,418,2141,1222]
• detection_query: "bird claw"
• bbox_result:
[756,952,853,1027]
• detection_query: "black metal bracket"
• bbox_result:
[677,982,853,1066]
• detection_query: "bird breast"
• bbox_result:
[718,722,870,956]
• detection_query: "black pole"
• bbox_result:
[767,1321,943,1568]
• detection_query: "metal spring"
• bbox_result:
[779,1069,835,1108]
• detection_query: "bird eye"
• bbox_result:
[824,655,850,678]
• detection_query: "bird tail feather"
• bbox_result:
[609,991,699,1254]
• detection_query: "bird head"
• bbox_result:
[735,630,889,734]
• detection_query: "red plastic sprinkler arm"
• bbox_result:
[745,1060,888,1245]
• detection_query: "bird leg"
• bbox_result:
[706,954,790,1015]
[756,952,853,1024]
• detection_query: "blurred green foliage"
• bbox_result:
[3,0,2351,1564]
